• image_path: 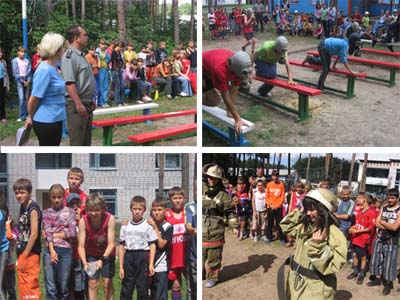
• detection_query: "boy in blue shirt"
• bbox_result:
[185,193,197,300]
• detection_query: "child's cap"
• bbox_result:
[66,193,81,205]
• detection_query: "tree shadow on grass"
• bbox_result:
[219,254,277,284]
[334,290,353,300]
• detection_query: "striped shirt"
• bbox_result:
[42,206,76,248]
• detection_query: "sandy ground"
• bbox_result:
[203,32,400,146]
[203,230,400,300]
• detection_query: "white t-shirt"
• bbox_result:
[119,219,157,250]
[254,190,266,212]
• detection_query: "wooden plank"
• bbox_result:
[289,60,367,78]
[254,76,322,96]
[360,48,400,58]
[92,109,197,127]
[128,123,197,143]
[307,51,400,69]
[93,103,159,116]
[202,105,255,134]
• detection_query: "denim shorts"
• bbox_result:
[87,256,115,279]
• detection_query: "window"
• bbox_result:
[89,189,117,216]
[35,154,72,169]
[89,154,116,169]
[156,154,182,170]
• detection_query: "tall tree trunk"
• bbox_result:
[360,154,368,193]
[272,153,276,170]
[298,153,302,173]
[158,154,164,197]
[117,0,127,43]
[348,153,356,187]
[325,153,331,179]
[172,0,179,44]
[162,0,167,30]
[155,0,159,17]
[190,0,195,40]
[81,0,85,21]
[65,0,69,17]
[72,0,76,22]
[181,154,190,201]
[277,153,282,171]
[306,154,311,181]
[48,0,52,13]
[288,153,291,176]
[208,0,212,10]
[193,154,197,201]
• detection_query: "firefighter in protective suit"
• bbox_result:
[202,164,239,288]
[279,188,347,300]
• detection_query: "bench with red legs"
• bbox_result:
[92,109,197,146]
[288,59,367,99]
[307,50,400,87]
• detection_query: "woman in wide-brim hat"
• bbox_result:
[279,188,347,300]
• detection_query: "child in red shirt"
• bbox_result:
[165,187,189,300]
[347,193,376,284]
[64,167,88,216]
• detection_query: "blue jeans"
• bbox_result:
[254,59,277,95]
[111,70,124,105]
[93,73,101,105]
[177,76,192,96]
[98,68,110,106]
[16,82,29,120]
[43,247,73,300]
[373,22,385,36]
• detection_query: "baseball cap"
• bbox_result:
[276,36,288,53]
[228,51,251,80]
[66,193,81,205]
[306,188,338,212]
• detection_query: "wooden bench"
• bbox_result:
[92,109,197,145]
[93,103,159,125]
[240,76,321,121]
[288,59,367,99]
[128,123,197,145]
[307,50,400,87]
[360,48,400,58]
[202,105,255,146]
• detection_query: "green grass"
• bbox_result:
[0,94,196,146]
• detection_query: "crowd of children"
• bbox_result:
[96,38,197,106]
[206,4,399,45]
[0,168,197,300]
[222,167,400,296]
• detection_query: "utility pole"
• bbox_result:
[22,0,28,58]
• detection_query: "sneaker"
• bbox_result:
[17,118,23,122]
[264,238,272,244]
[261,236,267,242]
[167,94,172,99]
[387,45,394,52]
[1,119,6,124]
[372,39,377,48]
[241,46,246,52]
[142,95,152,102]
[205,281,216,288]
[102,104,110,108]
[367,279,381,286]
[179,92,189,97]
[253,235,258,243]
[137,100,144,104]
[347,272,358,280]
[302,55,312,65]
[357,276,364,285]
[266,92,272,97]
[117,104,123,107]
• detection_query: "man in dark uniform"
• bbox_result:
[61,25,95,146]
[202,164,239,288]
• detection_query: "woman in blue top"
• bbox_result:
[0,188,10,300]
[26,32,66,146]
